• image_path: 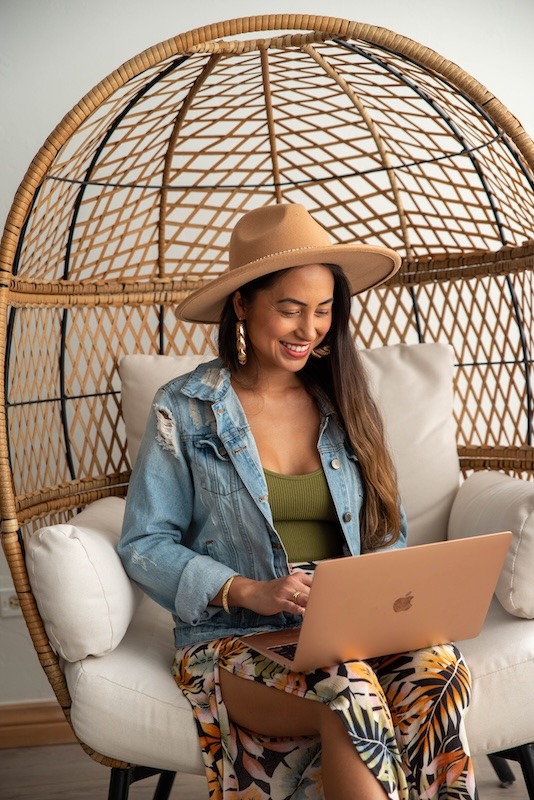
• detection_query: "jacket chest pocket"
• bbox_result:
[192,438,243,496]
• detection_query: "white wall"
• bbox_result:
[1,0,533,704]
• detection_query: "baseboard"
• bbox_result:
[0,701,77,748]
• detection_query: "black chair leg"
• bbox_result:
[517,743,534,800]
[487,754,515,787]
[107,766,176,800]
[488,744,534,800]
[153,770,177,800]
[108,767,133,800]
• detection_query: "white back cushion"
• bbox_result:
[120,343,460,546]
[119,354,211,464]
[360,343,459,545]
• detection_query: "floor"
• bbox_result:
[0,744,529,799]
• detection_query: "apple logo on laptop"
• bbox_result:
[393,591,414,612]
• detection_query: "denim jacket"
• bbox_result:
[118,359,407,647]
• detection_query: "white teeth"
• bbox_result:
[283,342,309,353]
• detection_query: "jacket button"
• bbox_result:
[331,458,341,469]
[343,512,352,523]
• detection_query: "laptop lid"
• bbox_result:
[240,531,512,671]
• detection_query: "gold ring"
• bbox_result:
[292,590,301,603]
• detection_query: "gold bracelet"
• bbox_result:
[221,575,237,614]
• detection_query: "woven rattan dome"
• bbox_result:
[1,20,534,749]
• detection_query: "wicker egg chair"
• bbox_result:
[1,14,534,799]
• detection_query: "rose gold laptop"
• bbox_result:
[239,531,512,671]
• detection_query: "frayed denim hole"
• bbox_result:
[154,404,178,455]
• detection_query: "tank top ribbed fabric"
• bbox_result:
[264,468,343,562]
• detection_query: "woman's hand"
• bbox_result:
[218,572,313,616]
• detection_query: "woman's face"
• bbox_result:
[233,264,334,375]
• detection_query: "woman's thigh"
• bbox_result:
[219,666,325,737]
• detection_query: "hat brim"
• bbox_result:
[176,243,401,323]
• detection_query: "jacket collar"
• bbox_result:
[180,358,230,403]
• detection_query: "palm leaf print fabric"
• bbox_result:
[172,638,477,799]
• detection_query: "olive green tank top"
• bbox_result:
[264,468,343,562]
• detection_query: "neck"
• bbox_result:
[232,362,304,396]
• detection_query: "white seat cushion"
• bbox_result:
[457,597,534,755]
[65,588,534,766]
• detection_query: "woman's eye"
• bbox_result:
[280,308,331,318]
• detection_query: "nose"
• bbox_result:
[297,312,319,341]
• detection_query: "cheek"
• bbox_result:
[247,316,283,345]
[319,316,333,336]
[258,316,291,339]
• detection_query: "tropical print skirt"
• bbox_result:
[172,636,478,800]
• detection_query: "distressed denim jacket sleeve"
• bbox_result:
[118,385,236,628]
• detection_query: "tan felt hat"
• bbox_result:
[176,204,401,323]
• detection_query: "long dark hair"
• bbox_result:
[218,265,401,551]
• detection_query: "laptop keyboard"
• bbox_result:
[269,642,298,660]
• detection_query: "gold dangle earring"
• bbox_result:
[311,344,331,358]
[236,319,247,365]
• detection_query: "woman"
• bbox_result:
[118,204,477,799]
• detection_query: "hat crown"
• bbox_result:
[229,204,332,271]
[176,203,400,323]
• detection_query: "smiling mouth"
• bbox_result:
[281,341,311,356]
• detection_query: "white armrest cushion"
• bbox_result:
[448,470,534,618]
[26,496,135,661]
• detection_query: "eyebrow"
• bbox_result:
[277,296,334,307]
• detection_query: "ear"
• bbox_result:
[232,291,245,319]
